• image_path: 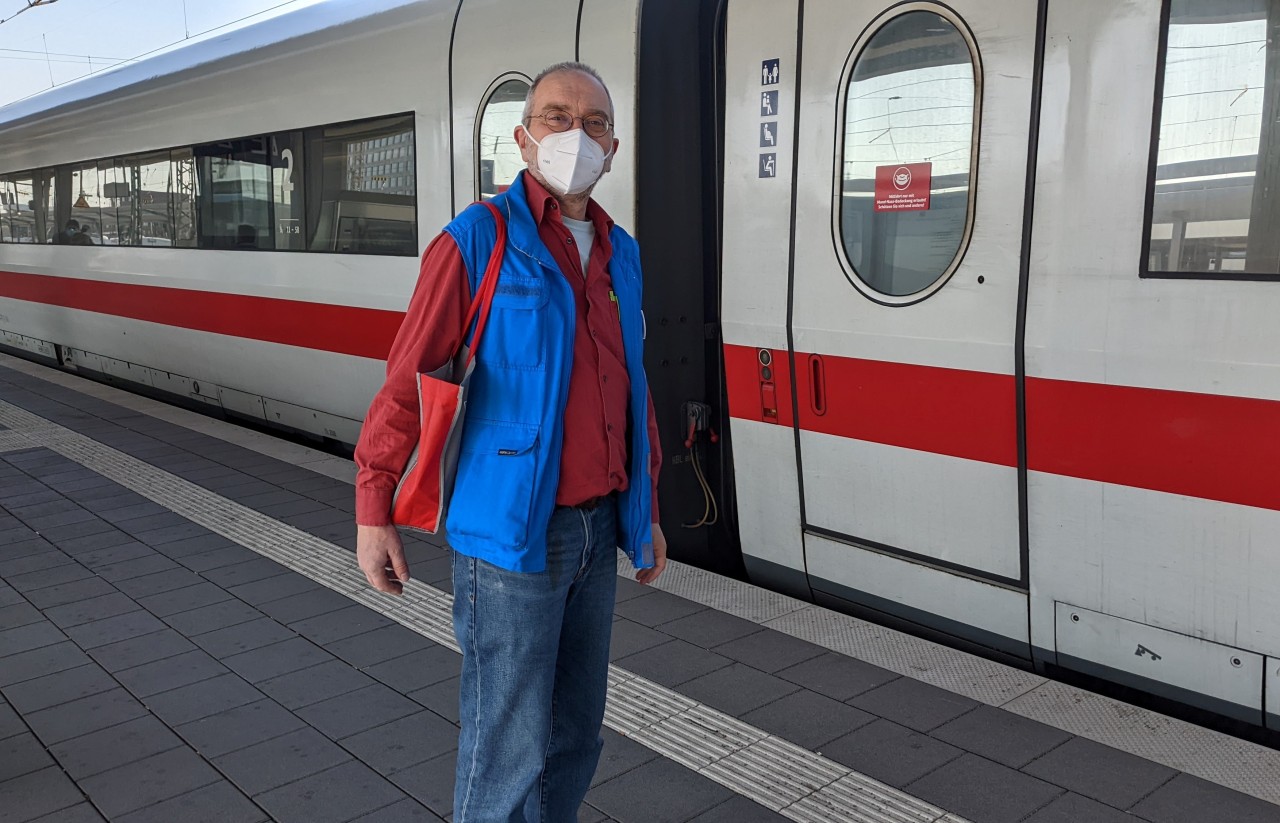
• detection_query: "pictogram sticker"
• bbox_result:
[761,59,780,86]
[874,162,932,212]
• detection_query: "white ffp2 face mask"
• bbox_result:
[521,126,613,196]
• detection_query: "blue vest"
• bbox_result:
[441,173,655,573]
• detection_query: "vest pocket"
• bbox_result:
[480,277,547,370]
[450,420,540,547]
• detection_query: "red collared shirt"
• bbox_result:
[354,173,661,527]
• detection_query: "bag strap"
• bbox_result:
[459,200,507,369]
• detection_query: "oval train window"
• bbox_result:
[837,8,980,301]
[477,77,531,200]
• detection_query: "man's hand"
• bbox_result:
[357,524,411,596]
[636,523,667,586]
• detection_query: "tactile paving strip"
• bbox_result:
[0,397,969,823]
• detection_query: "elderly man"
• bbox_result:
[354,62,666,822]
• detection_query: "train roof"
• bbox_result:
[0,0,436,132]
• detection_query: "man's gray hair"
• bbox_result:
[521,61,614,123]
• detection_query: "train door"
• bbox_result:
[786,1,1041,653]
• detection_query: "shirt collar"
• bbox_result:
[520,170,615,238]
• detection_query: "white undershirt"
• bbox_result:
[561,215,595,277]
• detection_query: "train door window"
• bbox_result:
[172,149,197,248]
[12,176,36,243]
[1145,0,1280,277]
[307,114,416,256]
[70,164,102,245]
[99,162,131,246]
[477,77,530,200]
[196,137,273,251]
[270,132,305,251]
[837,8,979,301]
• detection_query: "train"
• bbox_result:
[2,0,1279,732]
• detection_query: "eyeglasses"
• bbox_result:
[527,110,613,139]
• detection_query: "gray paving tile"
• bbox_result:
[165,599,265,636]
[79,746,222,818]
[228,573,321,608]
[687,796,790,822]
[327,625,436,670]
[92,553,180,582]
[0,620,66,658]
[340,710,458,773]
[113,567,206,599]
[297,683,421,741]
[362,645,461,694]
[257,659,376,710]
[348,798,444,822]
[116,649,229,698]
[66,609,167,649]
[655,609,765,649]
[256,760,408,823]
[292,605,396,645]
[1022,736,1178,809]
[615,638,733,687]
[258,587,354,624]
[847,675,980,732]
[0,601,43,630]
[612,589,708,627]
[257,498,330,519]
[50,715,185,779]
[1022,792,1136,823]
[176,698,306,759]
[820,719,964,789]
[608,618,670,662]
[144,673,264,725]
[114,780,268,823]
[89,628,197,672]
[44,592,138,629]
[740,688,876,750]
[0,640,92,687]
[222,636,335,683]
[387,749,456,817]
[201,558,291,590]
[40,518,120,543]
[775,651,900,702]
[588,756,733,823]
[1130,773,1280,822]
[0,585,24,609]
[26,803,107,823]
[908,753,1065,823]
[113,512,191,537]
[5,562,93,593]
[406,677,460,724]
[192,617,297,659]
[177,545,263,573]
[26,686,149,745]
[74,541,154,569]
[678,662,801,717]
[135,581,234,617]
[1,663,117,713]
[710,629,828,674]
[215,727,353,796]
[0,699,23,740]
[55,529,138,556]
[930,704,1073,769]
[591,729,659,788]
[0,766,85,822]
[0,550,71,578]
[151,533,239,559]
[0,732,54,781]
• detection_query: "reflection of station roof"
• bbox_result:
[0,0,431,131]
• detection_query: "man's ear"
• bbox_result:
[604,138,620,173]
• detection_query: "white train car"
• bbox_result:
[2,0,1278,731]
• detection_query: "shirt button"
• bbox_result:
[602,375,608,383]
[607,424,614,432]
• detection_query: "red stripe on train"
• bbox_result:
[725,343,1280,512]
[0,271,404,360]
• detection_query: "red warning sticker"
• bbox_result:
[874,162,932,212]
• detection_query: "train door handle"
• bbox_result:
[808,354,826,416]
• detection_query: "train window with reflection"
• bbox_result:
[1146,0,1280,277]
[308,114,416,256]
[196,138,273,251]
[172,149,197,248]
[68,164,102,245]
[0,177,16,242]
[135,152,176,248]
[477,78,531,200]
[838,9,979,300]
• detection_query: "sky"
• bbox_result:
[0,0,327,109]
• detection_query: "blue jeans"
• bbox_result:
[451,499,618,823]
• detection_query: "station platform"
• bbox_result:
[0,351,1278,823]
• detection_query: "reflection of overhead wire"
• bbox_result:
[847,103,971,125]
[849,74,971,101]
[0,46,130,59]
[1169,38,1264,49]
